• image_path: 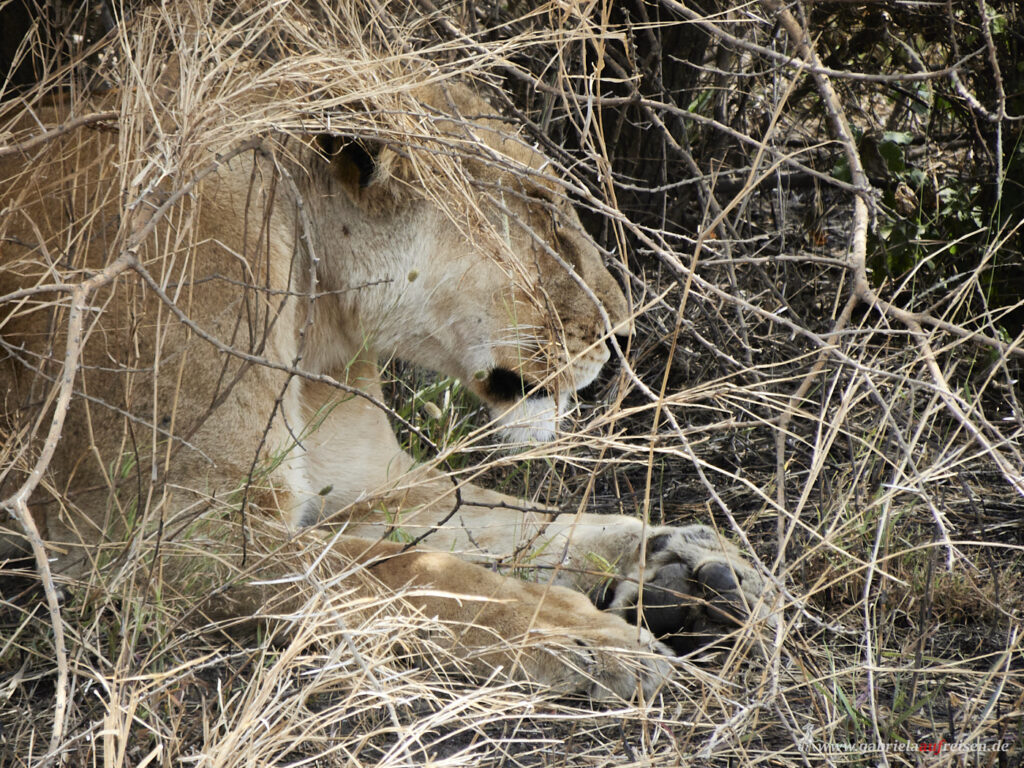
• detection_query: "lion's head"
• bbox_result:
[308,84,632,443]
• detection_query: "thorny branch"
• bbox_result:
[0,111,119,159]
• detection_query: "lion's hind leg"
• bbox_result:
[145,514,674,701]
[333,539,675,701]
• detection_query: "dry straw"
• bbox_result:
[1,1,1022,766]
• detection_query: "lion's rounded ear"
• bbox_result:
[315,135,384,189]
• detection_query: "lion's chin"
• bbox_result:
[494,395,565,444]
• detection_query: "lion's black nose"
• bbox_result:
[605,330,631,360]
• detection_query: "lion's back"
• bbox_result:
[0,112,310,556]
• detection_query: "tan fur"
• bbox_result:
[0,83,770,701]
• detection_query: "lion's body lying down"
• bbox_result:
[0,82,769,700]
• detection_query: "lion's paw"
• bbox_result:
[597,525,773,655]
[488,581,675,701]
[526,623,675,701]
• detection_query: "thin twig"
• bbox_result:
[0,253,133,766]
[0,111,119,159]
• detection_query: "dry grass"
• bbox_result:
[2,1,1023,766]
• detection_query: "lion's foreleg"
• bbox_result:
[366,484,777,652]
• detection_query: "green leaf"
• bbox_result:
[832,156,852,183]
[878,140,906,174]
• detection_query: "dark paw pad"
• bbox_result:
[632,560,748,656]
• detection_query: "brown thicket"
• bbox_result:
[1,1,1022,766]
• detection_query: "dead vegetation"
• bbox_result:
[1,0,1023,766]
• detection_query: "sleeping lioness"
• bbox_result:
[0,80,772,700]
